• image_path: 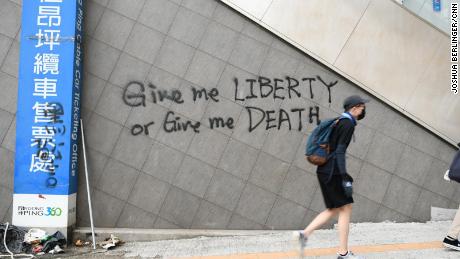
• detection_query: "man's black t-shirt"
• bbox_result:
[316,118,355,176]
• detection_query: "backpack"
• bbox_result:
[305,115,350,166]
[448,150,460,183]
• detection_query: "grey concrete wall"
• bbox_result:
[0,0,458,230]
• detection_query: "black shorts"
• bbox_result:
[317,174,353,209]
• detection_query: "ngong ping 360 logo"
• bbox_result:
[17,206,63,217]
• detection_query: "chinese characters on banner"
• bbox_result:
[31,1,64,186]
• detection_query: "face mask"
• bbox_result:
[357,107,366,120]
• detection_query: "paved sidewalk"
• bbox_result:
[20,221,460,258]
[115,221,458,258]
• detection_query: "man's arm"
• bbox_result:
[334,120,354,176]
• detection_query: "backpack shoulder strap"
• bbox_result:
[337,113,356,142]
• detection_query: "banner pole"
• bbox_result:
[80,119,96,250]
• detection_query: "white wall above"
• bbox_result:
[221,0,459,146]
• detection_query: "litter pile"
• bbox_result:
[24,228,66,255]
[0,222,66,257]
[75,234,123,250]
[1,222,124,257]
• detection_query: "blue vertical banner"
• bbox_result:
[433,0,441,12]
[13,0,83,229]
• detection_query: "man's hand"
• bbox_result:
[342,180,353,198]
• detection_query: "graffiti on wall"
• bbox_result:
[122,75,337,135]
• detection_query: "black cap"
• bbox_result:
[343,95,370,110]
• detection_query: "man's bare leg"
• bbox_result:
[303,208,339,236]
[337,204,352,255]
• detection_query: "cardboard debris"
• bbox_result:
[99,234,123,250]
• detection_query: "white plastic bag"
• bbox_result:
[24,228,47,244]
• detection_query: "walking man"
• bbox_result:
[295,95,368,259]
[442,144,460,250]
